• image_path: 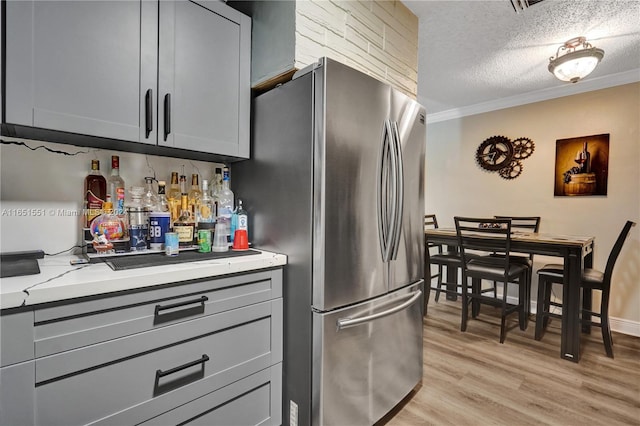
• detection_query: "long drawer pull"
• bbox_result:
[154,295,208,316]
[156,354,209,379]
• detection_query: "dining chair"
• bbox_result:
[493,216,541,316]
[424,214,443,309]
[455,217,530,343]
[424,214,479,305]
[535,220,636,358]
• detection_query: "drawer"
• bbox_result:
[139,363,282,426]
[34,269,282,357]
[35,299,283,426]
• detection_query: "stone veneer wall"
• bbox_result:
[229,0,419,98]
[294,1,418,98]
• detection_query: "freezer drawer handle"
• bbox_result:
[337,290,422,329]
[155,354,209,380]
[154,295,209,316]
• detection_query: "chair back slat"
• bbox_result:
[454,217,513,279]
[424,214,439,230]
[494,216,541,232]
[603,221,636,287]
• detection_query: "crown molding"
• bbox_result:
[425,68,640,124]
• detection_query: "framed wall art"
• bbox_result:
[554,133,609,196]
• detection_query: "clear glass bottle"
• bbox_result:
[211,167,223,215]
[230,199,248,243]
[217,167,234,220]
[127,186,149,251]
[236,199,248,232]
[197,180,215,224]
[142,177,158,211]
[179,174,187,194]
[167,172,181,225]
[107,155,126,216]
[188,173,202,216]
[90,200,126,242]
[156,181,170,213]
[217,167,234,243]
[174,194,196,248]
[213,167,223,196]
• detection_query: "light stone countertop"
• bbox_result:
[0,250,286,310]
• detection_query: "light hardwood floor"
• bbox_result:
[378,293,640,426]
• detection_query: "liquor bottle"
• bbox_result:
[212,167,223,215]
[197,180,215,224]
[230,199,247,243]
[217,167,234,219]
[217,166,234,242]
[188,173,203,216]
[149,181,171,250]
[107,155,126,215]
[167,172,181,226]
[142,177,158,211]
[173,194,196,247]
[90,199,125,241]
[84,159,107,228]
[213,167,223,195]
[156,181,170,213]
[179,174,187,195]
[236,199,248,233]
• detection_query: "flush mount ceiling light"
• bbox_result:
[548,37,604,83]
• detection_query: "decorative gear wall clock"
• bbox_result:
[476,135,535,180]
[476,136,514,171]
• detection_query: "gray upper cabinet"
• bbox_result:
[3,0,251,159]
[159,1,250,157]
[4,1,147,143]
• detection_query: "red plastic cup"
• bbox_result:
[232,229,249,250]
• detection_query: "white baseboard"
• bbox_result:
[508,296,640,337]
[428,281,640,338]
[609,317,640,338]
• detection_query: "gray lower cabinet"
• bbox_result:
[0,361,35,426]
[0,269,283,426]
[3,0,250,158]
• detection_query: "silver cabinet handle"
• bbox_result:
[337,290,422,329]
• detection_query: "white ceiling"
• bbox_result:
[403,0,640,122]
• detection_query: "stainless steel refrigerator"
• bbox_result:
[233,58,425,426]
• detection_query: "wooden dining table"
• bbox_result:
[424,228,595,363]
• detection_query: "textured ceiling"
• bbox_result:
[403,0,640,119]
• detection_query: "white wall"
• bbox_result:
[0,138,223,255]
[425,83,640,334]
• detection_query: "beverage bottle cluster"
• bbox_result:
[84,159,249,254]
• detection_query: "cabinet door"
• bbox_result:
[0,361,35,426]
[4,0,157,144]
[158,0,250,157]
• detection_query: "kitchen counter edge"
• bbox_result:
[0,250,287,310]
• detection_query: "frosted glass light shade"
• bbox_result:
[548,39,604,84]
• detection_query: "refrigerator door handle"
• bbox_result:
[390,121,404,260]
[378,120,395,262]
[336,290,422,329]
[386,120,399,262]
